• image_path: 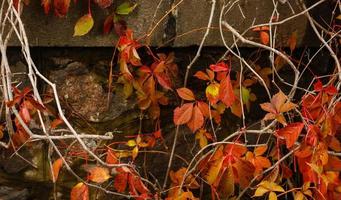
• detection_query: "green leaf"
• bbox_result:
[116,3,137,15]
[73,14,94,36]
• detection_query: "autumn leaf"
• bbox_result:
[173,103,194,125]
[50,118,64,129]
[206,83,220,104]
[219,165,235,198]
[87,166,111,183]
[94,0,113,9]
[209,62,229,72]
[177,88,195,101]
[51,158,63,182]
[288,31,297,52]
[276,122,304,148]
[54,0,70,17]
[116,2,137,15]
[194,71,210,81]
[106,149,118,164]
[103,15,114,34]
[260,31,270,45]
[254,181,284,198]
[260,91,297,126]
[41,0,51,14]
[206,158,224,185]
[187,105,204,132]
[219,75,235,107]
[74,14,94,36]
[195,129,212,149]
[71,182,89,200]
[114,171,128,192]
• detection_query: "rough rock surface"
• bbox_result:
[48,61,135,122]
[8,0,325,47]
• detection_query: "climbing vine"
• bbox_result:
[1,0,341,200]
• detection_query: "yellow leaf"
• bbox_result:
[195,130,208,149]
[295,191,305,200]
[254,186,269,197]
[206,83,220,104]
[259,181,284,192]
[206,158,223,185]
[126,140,137,147]
[268,191,277,200]
[219,166,235,198]
[73,14,94,36]
[132,146,139,160]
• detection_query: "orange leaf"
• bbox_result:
[325,156,341,171]
[106,149,118,164]
[254,146,268,156]
[288,31,297,52]
[260,31,269,45]
[41,0,51,14]
[276,122,304,148]
[51,158,63,182]
[88,166,111,183]
[219,75,235,107]
[194,71,210,81]
[50,118,64,129]
[176,88,195,101]
[173,103,194,125]
[187,105,204,132]
[197,101,210,117]
[70,182,89,200]
[234,159,255,188]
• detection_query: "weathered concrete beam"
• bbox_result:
[7,0,325,47]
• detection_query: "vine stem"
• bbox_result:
[162,0,217,189]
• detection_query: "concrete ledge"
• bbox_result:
[7,0,326,47]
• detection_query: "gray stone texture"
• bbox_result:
[8,0,319,47]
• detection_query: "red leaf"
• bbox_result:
[131,175,149,195]
[114,20,128,36]
[276,122,304,148]
[219,75,235,107]
[20,106,31,124]
[176,88,195,101]
[53,0,70,17]
[155,73,172,90]
[114,172,128,192]
[103,15,113,34]
[187,105,204,132]
[173,103,194,125]
[210,62,229,72]
[70,182,89,200]
[313,80,323,92]
[41,0,51,14]
[94,0,113,8]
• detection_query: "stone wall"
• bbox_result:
[8,0,327,47]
